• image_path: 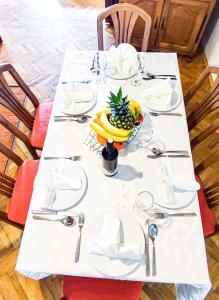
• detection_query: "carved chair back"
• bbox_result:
[0,63,39,130]
[97,3,151,51]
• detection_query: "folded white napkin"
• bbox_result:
[60,83,93,111]
[107,43,138,76]
[142,79,173,110]
[89,213,141,261]
[160,161,200,204]
[34,161,82,209]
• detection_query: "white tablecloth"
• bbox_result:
[16,50,211,300]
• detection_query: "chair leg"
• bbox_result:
[0,211,24,229]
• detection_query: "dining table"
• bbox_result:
[16,48,211,300]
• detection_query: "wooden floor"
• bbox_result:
[0,0,219,299]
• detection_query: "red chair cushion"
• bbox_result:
[30,102,53,149]
[7,160,40,225]
[196,176,217,237]
[63,276,143,300]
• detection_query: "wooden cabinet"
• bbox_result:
[157,0,209,54]
[107,0,216,57]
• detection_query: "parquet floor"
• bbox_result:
[0,0,218,299]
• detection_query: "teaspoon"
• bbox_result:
[33,215,76,226]
[152,147,189,156]
[148,223,158,276]
[54,116,88,123]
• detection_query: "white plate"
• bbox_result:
[86,213,145,277]
[46,160,87,211]
[143,81,181,112]
[150,161,196,209]
[55,91,96,116]
[105,64,138,80]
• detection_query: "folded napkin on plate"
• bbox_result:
[89,212,141,261]
[107,43,138,76]
[60,83,93,111]
[34,161,82,209]
[142,79,173,110]
[160,161,200,204]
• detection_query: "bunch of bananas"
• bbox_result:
[89,99,141,143]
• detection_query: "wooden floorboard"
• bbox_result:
[0,0,218,299]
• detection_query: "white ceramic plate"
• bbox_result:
[142,81,181,112]
[105,64,138,80]
[48,160,87,211]
[55,90,96,116]
[86,213,145,277]
[150,161,196,209]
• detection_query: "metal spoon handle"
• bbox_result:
[169,213,197,217]
[75,227,82,263]
[33,215,59,222]
[152,242,156,276]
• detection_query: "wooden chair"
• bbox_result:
[0,115,40,227]
[61,276,143,300]
[184,66,219,131]
[97,3,151,51]
[0,63,53,150]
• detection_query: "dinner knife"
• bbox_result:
[145,219,150,276]
[147,154,190,158]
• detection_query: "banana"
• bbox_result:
[129,105,137,119]
[96,108,110,117]
[100,113,133,137]
[128,98,141,113]
[89,122,129,142]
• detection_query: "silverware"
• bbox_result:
[146,72,177,79]
[75,213,85,263]
[148,224,158,276]
[145,219,150,276]
[62,80,92,85]
[54,116,89,123]
[90,54,96,73]
[149,112,182,117]
[31,209,79,217]
[43,155,81,161]
[33,215,76,226]
[142,77,177,81]
[150,212,197,219]
[152,148,189,156]
[54,114,91,119]
[147,154,190,158]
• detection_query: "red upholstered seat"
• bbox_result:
[30,102,53,149]
[7,160,40,225]
[196,176,216,237]
[63,276,143,300]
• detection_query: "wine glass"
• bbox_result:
[94,52,107,85]
[131,55,145,86]
[133,190,154,217]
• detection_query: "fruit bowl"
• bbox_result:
[88,88,143,152]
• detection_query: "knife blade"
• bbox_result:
[147,154,190,158]
[145,219,150,276]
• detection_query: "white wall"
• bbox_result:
[203,2,219,69]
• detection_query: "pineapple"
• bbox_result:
[108,88,134,130]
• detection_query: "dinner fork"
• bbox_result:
[75,213,85,263]
[43,155,81,161]
[149,212,197,219]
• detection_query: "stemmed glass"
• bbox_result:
[133,190,154,217]
[131,55,145,86]
[94,52,107,85]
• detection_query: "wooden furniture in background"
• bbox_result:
[185,66,219,131]
[0,63,53,150]
[106,0,216,58]
[97,3,152,51]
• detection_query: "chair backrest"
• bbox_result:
[0,63,39,130]
[0,141,24,198]
[184,66,219,131]
[97,3,151,52]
